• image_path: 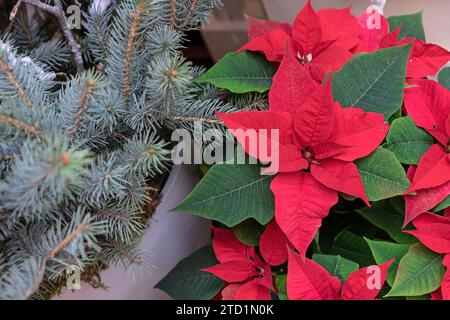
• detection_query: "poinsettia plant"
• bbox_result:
[157,1,450,300]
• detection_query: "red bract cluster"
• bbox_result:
[218,77,388,255]
[406,212,450,299]
[404,79,450,225]
[239,1,355,81]
[198,0,450,301]
[240,0,449,83]
[288,250,393,300]
[205,226,394,300]
[203,227,274,300]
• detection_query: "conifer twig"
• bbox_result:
[180,0,198,29]
[104,240,145,265]
[0,57,34,108]
[68,79,97,141]
[122,1,145,101]
[0,108,43,138]
[240,98,268,111]
[20,0,85,72]
[168,115,224,125]
[44,224,90,260]
[169,0,177,28]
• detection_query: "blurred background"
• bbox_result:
[198,0,450,61]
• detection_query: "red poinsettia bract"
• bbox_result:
[380,28,450,79]
[239,0,356,81]
[203,227,274,300]
[405,211,450,300]
[287,249,394,300]
[403,79,450,225]
[355,10,389,53]
[218,57,389,254]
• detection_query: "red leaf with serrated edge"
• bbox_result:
[238,29,291,62]
[235,281,272,300]
[380,27,401,49]
[431,288,443,300]
[380,31,450,78]
[203,260,258,283]
[442,277,450,301]
[445,208,450,218]
[320,107,389,161]
[412,212,450,228]
[446,113,450,138]
[269,45,318,113]
[357,11,389,52]
[287,249,341,300]
[404,166,450,227]
[404,79,450,145]
[406,39,450,78]
[443,254,450,266]
[271,172,338,255]
[221,283,242,300]
[405,182,450,226]
[294,80,335,147]
[253,263,275,291]
[406,144,450,193]
[308,46,353,82]
[310,159,369,205]
[217,111,308,173]
[317,7,361,51]
[442,254,450,300]
[406,223,450,254]
[292,0,322,56]
[208,227,274,299]
[246,15,292,40]
[311,141,349,160]
[341,260,394,300]
[212,227,253,263]
[406,164,416,181]
[260,220,290,266]
[261,144,309,175]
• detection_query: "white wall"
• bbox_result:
[262,0,450,49]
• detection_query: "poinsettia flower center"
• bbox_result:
[302,147,316,162]
[446,140,450,153]
[297,52,313,65]
[254,265,265,274]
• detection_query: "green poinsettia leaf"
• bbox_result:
[357,200,417,244]
[332,44,412,119]
[155,245,224,300]
[388,108,403,124]
[365,238,411,286]
[387,11,426,41]
[173,163,274,227]
[194,51,276,93]
[232,219,265,246]
[274,274,288,300]
[330,231,375,267]
[438,67,450,90]
[355,148,411,202]
[385,244,445,297]
[385,116,433,164]
[406,295,431,300]
[389,197,406,215]
[432,195,450,212]
[312,254,359,283]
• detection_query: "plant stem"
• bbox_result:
[20,0,85,72]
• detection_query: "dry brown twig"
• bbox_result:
[16,0,85,72]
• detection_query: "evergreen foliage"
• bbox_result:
[0,0,226,299]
